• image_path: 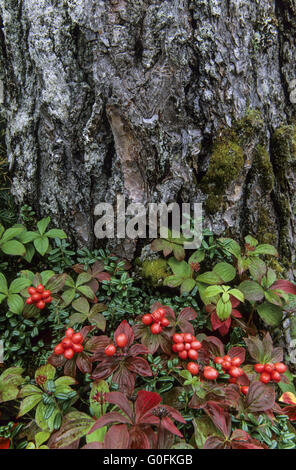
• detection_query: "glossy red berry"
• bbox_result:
[214,357,224,365]
[271,370,281,383]
[191,340,202,351]
[36,284,45,293]
[105,344,116,357]
[72,343,84,353]
[254,363,265,373]
[54,343,64,355]
[241,386,249,396]
[183,333,193,343]
[173,334,184,344]
[41,290,51,299]
[65,328,74,338]
[26,297,33,305]
[142,314,153,325]
[44,296,53,304]
[222,361,231,370]
[260,372,271,384]
[228,377,237,384]
[203,366,219,380]
[172,344,179,353]
[264,363,274,373]
[175,342,185,352]
[184,343,191,351]
[28,287,36,295]
[223,355,232,362]
[152,308,165,322]
[229,367,244,378]
[150,323,162,335]
[231,357,243,366]
[31,293,41,302]
[187,362,199,375]
[178,350,188,360]
[274,362,287,374]
[72,332,84,344]
[62,337,72,348]
[188,349,198,360]
[36,300,45,309]
[160,317,170,327]
[64,348,74,360]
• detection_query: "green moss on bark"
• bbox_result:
[141,258,169,286]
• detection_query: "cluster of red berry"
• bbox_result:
[142,307,170,335]
[214,355,244,381]
[54,328,84,359]
[172,333,202,376]
[105,333,127,357]
[26,284,52,310]
[254,362,287,384]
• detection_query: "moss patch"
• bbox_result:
[141,258,170,286]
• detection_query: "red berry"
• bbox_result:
[183,333,193,343]
[191,340,202,351]
[26,297,33,305]
[222,361,231,370]
[44,296,53,304]
[72,343,84,353]
[228,377,237,384]
[62,337,72,348]
[264,363,274,373]
[116,333,127,348]
[271,370,281,383]
[72,332,83,344]
[142,314,153,325]
[260,372,271,384]
[31,293,41,302]
[203,366,219,380]
[64,348,74,360]
[178,350,188,360]
[65,328,74,338]
[41,290,51,299]
[214,357,224,365]
[184,342,191,351]
[152,308,165,322]
[224,355,232,362]
[229,367,244,378]
[241,386,249,396]
[254,363,265,373]
[28,287,36,295]
[150,323,162,335]
[36,300,45,309]
[187,362,199,375]
[160,317,170,327]
[54,343,64,355]
[173,334,184,344]
[105,344,116,357]
[36,284,45,293]
[231,357,243,366]
[188,349,198,360]
[274,362,287,374]
[172,344,179,353]
[175,342,185,352]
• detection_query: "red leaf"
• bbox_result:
[91,360,118,380]
[114,320,134,349]
[64,357,77,378]
[112,367,136,396]
[76,352,92,374]
[271,280,296,295]
[105,392,133,422]
[82,442,104,449]
[203,402,231,438]
[203,436,225,449]
[128,344,149,356]
[88,412,130,435]
[161,417,183,438]
[48,353,66,368]
[96,272,111,282]
[104,424,130,449]
[86,335,110,354]
[125,357,152,377]
[246,381,275,412]
[231,309,242,318]
[135,391,162,423]
[162,405,186,424]
[128,426,150,449]
[228,346,246,363]
[80,325,95,340]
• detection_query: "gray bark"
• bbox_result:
[0,0,296,261]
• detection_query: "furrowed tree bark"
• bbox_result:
[0,0,296,262]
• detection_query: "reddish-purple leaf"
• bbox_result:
[91,360,118,380]
[104,424,130,449]
[135,391,162,423]
[246,381,275,412]
[160,417,183,438]
[76,352,92,374]
[88,412,130,435]
[203,402,231,438]
[105,392,133,422]
[64,357,77,378]
[128,426,151,449]
[203,436,225,449]
[228,346,246,363]
[114,320,134,349]
[128,344,149,356]
[112,367,135,396]
[125,357,152,377]
[271,280,296,295]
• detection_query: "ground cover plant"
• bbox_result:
[0,212,296,450]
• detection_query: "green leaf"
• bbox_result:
[7,294,24,314]
[249,258,266,282]
[45,229,67,239]
[77,285,95,299]
[9,278,31,294]
[1,240,26,256]
[35,364,56,382]
[1,226,25,242]
[88,311,106,331]
[18,231,39,243]
[204,285,224,297]
[167,257,191,278]
[18,394,42,417]
[19,384,42,398]
[46,273,67,293]
[47,411,94,449]
[76,273,92,287]
[23,243,35,262]
[254,244,278,257]
[188,250,205,264]
[216,298,232,320]
[37,217,51,236]
[41,270,56,286]
[193,416,222,449]
[229,288,244,303]
[67,312,87,326]
[163,275,183,288]
[0,384,20,403]
[34,236,49,256]
[218,238,241,258]
[90,381,109,418]
[196,271,222,285]
[35,431,50,448]
[0,272,8,294]
[213,262,236,283]
[72,297,90,314]
[61,288,76,306]
[238,280,265,302]
[245,235,258,247]
[55,376,77,387]
[257,302,283,326]
[172,244,185,261]
[180,278,196,294]
[264,290,282,307]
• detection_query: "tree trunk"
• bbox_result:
[0,0,296,262]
